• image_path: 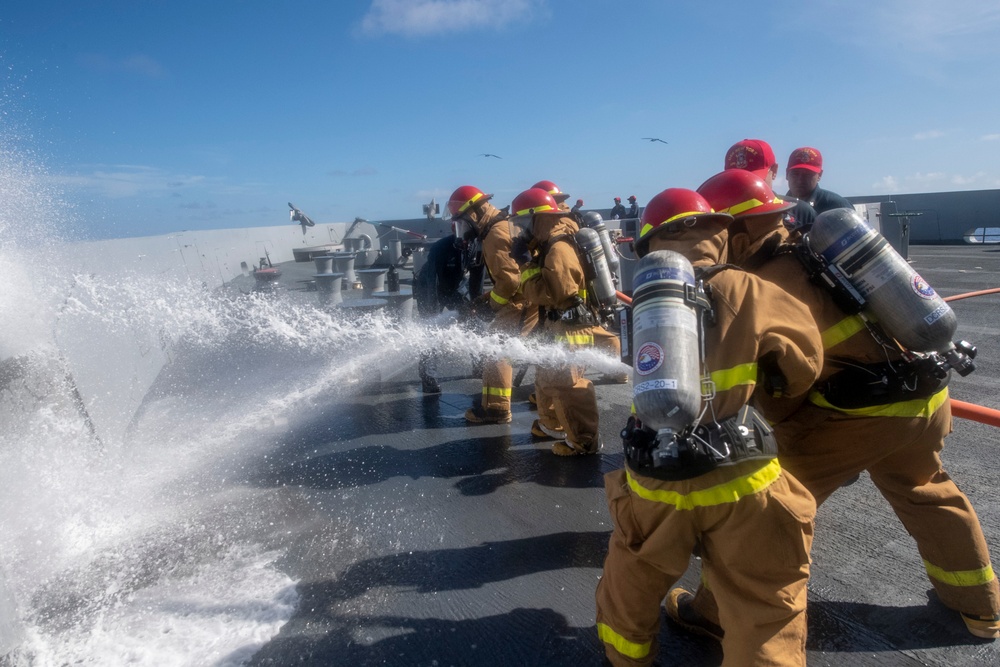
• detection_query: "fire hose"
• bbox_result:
[944,287,1000,302]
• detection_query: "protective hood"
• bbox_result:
[728,213,787,265]
[469,202,505,237]
[530,212,579,245]
[644,221,729,267]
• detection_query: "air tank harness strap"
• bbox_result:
[818,358,950,409]
[620,405,778,482]
[792,239,866,315]
[540,233,599,325]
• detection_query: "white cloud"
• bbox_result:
[981,134,1000,141]
[910,171,950,184]
[358,0,539,37]
[871,171,1000,194]
[913,130,945,140]
[886,0,1000,52]
[873,175,900,193]
[78,53,166,78]
[48,165,206,199]
[790,1,1000,64]
[951,171,994,186]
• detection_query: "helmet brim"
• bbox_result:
[445,192,493,220]
[734,199,795,219]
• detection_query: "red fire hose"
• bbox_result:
[944,287,1000,302]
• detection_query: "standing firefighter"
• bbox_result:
[413,222,485,394]
[529,182,628,386]
[447,185,538,424]
[666,169,1000,641]
[513,187,602,455]
[595,188,823,666]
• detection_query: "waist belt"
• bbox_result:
[819,358,949,409]
[623,405,778,482]
[547,302,596,325]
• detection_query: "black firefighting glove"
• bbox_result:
[510,234,532,265]
[466,293,496,323]
[621,414,659,467]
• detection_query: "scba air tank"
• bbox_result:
[581,211,620,280]
[808,208,957,353]
[630,250,702,435]
[576,227,619,311]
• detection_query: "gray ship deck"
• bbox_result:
[221,246,1000,666]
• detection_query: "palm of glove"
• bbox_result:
[510,236,532,265]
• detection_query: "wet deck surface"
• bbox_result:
[231,246,1000,666]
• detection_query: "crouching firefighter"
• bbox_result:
[513,187,603,455]
[594,188,824,667]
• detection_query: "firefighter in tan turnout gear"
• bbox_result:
[512,187,602,455]
[663,168,1000,641]
[447,185,539,424]
[529,180,629,390]
[595,188,823,666]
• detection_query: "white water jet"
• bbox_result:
[0,91,626,666]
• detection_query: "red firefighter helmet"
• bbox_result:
[511,188,561,217]
[531,180,570,203]
[696,170,794,219]
[636,188,732,258]
[447,185,492,219]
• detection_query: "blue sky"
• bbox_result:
[3,0,1000,239]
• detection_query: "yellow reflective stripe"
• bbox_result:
[700,567,712,590]
[481,386,512,398]
[808,387,949,417]
[710,362,757,392]
[579,288,587,300]
[822,315,866,349]
[924,560,996,587]
[457,192,484,214]
[521,267,540,282]
[515,203,558,216]
[625,459,781,510]
[555,334,594,345]
[639,209,709,239]
[719,197,766,216]
[489,290,509,305]
[596,623,651,660]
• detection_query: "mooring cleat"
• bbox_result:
[664,588,724,642]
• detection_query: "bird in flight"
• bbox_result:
[479,153,502,159]
[642,137,668,144]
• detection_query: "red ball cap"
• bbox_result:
[787,147,823,173]
[725,139,776,179]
